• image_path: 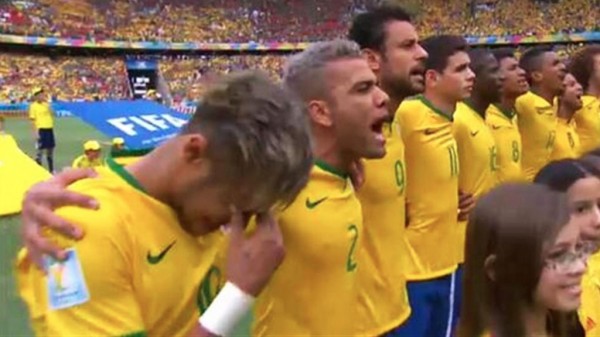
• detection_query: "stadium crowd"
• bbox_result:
[0,0,598,42]
[5,0,600,334]
[0,0,597,103]
[0,44,586,104]
[0,54,129,103]
[0,0,600,42]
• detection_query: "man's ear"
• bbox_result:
[181,133,208,165]
[307,100,333,127]
[362,48,382,73]
[484,254,497,282]
[424,69,438,88]
[531,70,543,84]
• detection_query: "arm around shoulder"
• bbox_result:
[42,196,146,336]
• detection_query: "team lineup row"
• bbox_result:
[15,5,600,337]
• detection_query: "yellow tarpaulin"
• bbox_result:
[0,133,52,216]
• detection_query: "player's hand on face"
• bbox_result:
[21,168,99,269]
[349,160,365,190]
[225,209,285,297]
[458,190,476,222]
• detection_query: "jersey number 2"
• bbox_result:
[346,224,358,272]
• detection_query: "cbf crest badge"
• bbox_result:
[44,248,90,310]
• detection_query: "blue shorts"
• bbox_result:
[386,268,461,337]
[37,128,55,150]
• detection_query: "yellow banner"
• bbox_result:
[0,134,51,216]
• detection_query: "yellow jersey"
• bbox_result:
[574,95,600,154]
[515,91,558,181]
[16,158,224,337]
[550,117,580,161]
[486,104,523,183]
[356,120,411,335]
[395,95,459,280]
[71,155,105,169]
[453,102,498,263]
[29,101,54,129]
[253,162,363,336]
[580,251,600,336]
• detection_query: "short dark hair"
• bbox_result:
[348,5,412,52]
[422,35,469,73]
[519,46,553,83]
[491,48,517,63]
[568,45,600,91]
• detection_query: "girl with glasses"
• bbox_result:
[457,183,586,337]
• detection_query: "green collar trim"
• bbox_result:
[110,148,153,158]
[418,95,453,121]
[462,100,487,119]
[493,103,516,119]
[106,156,147,194]
[315,159,348,179]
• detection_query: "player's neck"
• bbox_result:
[423,92,457,118]
[380,82,410,119]
[558,103,576,121]
[499,94,517,112]
[531,86,556,106]
[125,147,173,204]
[311,134,351,176]
[387,96,403,118]
[464,96,489,118]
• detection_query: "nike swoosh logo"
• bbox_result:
[306,197,328,209]
[470,130,479,137]
[491,125,501,130]
[147,240,176,265]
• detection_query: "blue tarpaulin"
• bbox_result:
[54,100,191,149]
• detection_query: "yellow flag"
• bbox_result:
[0,133,51,216]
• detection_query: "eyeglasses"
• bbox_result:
[581,240,599,256]
[543,242,591,274]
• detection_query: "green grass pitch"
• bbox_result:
[0,117,251,336]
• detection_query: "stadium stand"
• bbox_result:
[0,44,587,104]
[0,0,597,103]
[0,0,598,42]
[159,55,285,103]
[0,54,129,103]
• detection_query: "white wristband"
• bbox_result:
[199,281,255,337]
